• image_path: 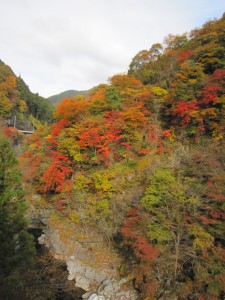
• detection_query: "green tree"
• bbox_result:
[105,86,121,110]
[0,136,35,279]
[141,171,199,281]
[16,76,54,123]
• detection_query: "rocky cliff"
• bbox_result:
[29,196,138,300]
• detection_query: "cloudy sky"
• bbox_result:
[1,0,224,97]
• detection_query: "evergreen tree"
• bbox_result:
[0,136,35,279]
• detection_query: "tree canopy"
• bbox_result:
[0,135,35,279]
[2,12,225,300]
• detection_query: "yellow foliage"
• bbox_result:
[73,173,91,192]
[0,93,12,117]
[92,171,113,193]
[150,86,168,98]
[191,226,214,249]
[18,100,28,113]
[69,212,80,223]
[59,138,84,162]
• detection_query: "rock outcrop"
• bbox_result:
[37,213,138,300]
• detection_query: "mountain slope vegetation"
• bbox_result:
[0,60,54,130]
[47,89,90,105]
[2,13,225,300]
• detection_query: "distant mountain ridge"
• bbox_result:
[47,89,90,104]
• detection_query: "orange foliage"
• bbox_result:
[178,50,193,64]
[122,104,149,129]
[172,101,200,127]
[109,74,143,90]
[40,151,73,193]
[46,119,71,148]
[54,97,88,122]
[121,207,158,263]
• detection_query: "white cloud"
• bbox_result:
[0,0,224,97]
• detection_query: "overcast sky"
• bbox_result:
[0,0,224,97]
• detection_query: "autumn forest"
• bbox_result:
[0,13,225,300]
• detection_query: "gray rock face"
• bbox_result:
[27,194,54,229]
[32,204,138,300]
[87,294,106,300]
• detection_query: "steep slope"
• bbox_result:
[129,13,225,140]
[0,60,54,129]
[20,13,225,300]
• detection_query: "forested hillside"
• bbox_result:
[47,89,90,105]
[1,13,225,300]
[0,60,54,130]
